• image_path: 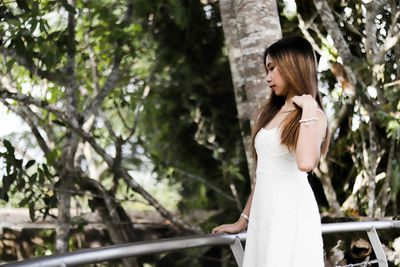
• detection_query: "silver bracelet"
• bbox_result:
[299,117,318,127]
[240,213,249,221]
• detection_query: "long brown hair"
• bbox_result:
[250,36,330,162]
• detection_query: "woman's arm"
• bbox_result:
[292,95,327,172]
[212,185,255,234]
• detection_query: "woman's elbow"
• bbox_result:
[297,159,318,172]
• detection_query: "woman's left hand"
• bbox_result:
[291,94,317,109]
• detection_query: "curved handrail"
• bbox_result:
[321,220,400,234]
[2,221,400,267]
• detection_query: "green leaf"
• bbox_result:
[17,176,26,191]
[3,139,15,155]
[25,159,36,169]
[18,196,30,207]
[131,24,143,32]
[15,159,23,169]
[5,58,15,71]
[29,173,37,185]
[45,149,59,166]
[16,0,30,11]
[88,199,96,212]
[170,5,187,28]
[14,37,26,55]
[2,175,15,191]
[388,120,399,130]
[60,0,76,13]
[38,169,44,184]
[7,19,21,26]
[29,202,36,222]
[42,164,51,178]
[39,20,47,33]
[52,120,66,127]
[29,19,38,34]
[0,187,9,202]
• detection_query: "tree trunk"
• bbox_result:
[55,173,72,253]
[219,0,282,183]
[55,0,78,253]
[81,177,140,267]
[315,160,343,216]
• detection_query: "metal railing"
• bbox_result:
[2,220,400,267]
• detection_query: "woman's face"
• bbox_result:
[265,55,291,97]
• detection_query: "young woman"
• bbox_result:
[212,36,329,266]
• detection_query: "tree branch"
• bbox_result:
[84,52,122,117]
[0,66,57,144]
[297,13,336,62]
[374,4,400,64]
[2,102,52,155]
[119,168,202,234]
[0,47,67,85]
[83,2,134,119]
[99,110,118,140]
[388,8,400,38]
[364,1,385,60]
[0,88,67,117]
[80,176,130,240]
[377,30,400,62]
[313,0,357,65]
[332,10,363,37]
[56,119,202,233]
[313,0,358,86]
[0,140,34,161]
[83,141,108,180]
[0,87,110,163]
[65,0,78,114]
[376,136,396,216]
[314,159,343,216]
[329,94,356,135]
[84,29,100,93]
[358,105,377,216]
[174,168,236,202]
[125,62,158,142]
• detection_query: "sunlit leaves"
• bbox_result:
[387,118,400,140]
[391,160,400,200]
[0,139,56,222]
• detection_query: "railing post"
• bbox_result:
[367,227,388,267]
[230,235,244,267]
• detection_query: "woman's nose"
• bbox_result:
[266,72,272,82]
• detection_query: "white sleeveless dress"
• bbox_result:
[242,127,324,267]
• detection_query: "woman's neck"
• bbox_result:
[281,95,296,111]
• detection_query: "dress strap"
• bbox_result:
[316,109,328,140]
[316,109,325,116]
[316,109,326,122]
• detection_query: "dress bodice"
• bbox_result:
[254,127,302,177]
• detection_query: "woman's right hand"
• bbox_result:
[211,218,248,234]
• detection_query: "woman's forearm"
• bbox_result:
[238,185,255,225]
[296,106,320,170]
